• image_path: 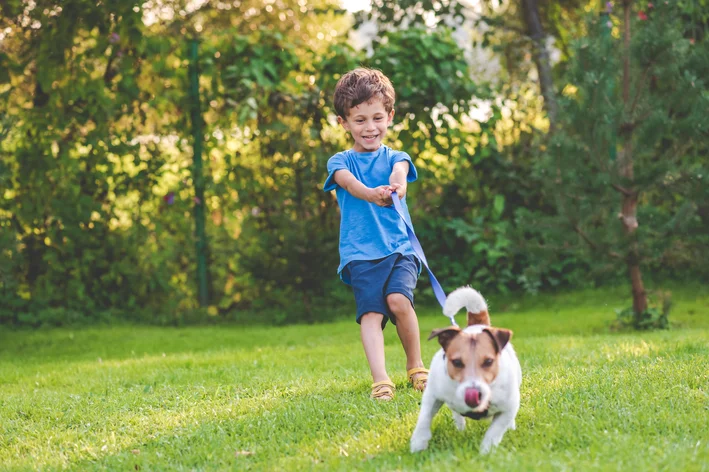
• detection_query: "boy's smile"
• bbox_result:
[339,99,395,153]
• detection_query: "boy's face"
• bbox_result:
[338,99,394,153]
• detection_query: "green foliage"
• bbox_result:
[211,28,301,124]
[0,1,356,324]
[615,306,668,330]
[0,1,177,320]
[2,0,708,326]
[615,290,672,330]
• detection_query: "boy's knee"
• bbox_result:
[360,312,385,325]
[386,293,411,315]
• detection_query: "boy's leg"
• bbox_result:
[346,256,399,398]
[385,255,427,389]
[359,312,390,384]
[387,293,425,374]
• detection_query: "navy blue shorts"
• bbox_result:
[343,253,419,329]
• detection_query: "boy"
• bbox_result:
[323,68,428,401]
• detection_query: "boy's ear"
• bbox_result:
[337,115,349,130]
[387,108,395,125]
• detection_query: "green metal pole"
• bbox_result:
[188,38,209,307]
[600,1,617,162]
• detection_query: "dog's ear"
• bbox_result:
[428,326,461,350]
[483,327,512,353]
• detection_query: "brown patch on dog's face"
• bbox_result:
[467,310,490,326]
[429,327,513,384]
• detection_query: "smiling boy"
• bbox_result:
[323,68,428,400]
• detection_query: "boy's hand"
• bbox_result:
[389,182,407,200]
[367,185,394,207]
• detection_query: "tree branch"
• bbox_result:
[612,183,633,196]
[573,224,622,259]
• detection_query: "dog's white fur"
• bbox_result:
[411,287,522,454]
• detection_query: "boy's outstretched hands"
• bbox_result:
[366,183,406,207]
[389,182,406,200]
[367,185,395,207]
[334,169,401,206]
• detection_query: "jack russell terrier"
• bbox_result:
[410,286,522,454]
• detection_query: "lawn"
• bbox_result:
[1,285,709,471]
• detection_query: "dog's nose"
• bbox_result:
[464,387,480,407]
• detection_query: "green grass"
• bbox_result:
[2,285,709,471]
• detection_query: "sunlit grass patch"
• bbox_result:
[1,286,708,471]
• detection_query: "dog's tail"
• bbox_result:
[443,286,490,326]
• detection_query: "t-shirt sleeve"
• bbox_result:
[323,153,348,192]
[390,151,418,183]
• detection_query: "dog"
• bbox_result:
[410,286,522,454]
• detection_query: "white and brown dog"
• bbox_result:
[410,286,522,454]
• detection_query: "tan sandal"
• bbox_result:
[370,380,395,401]
[407,367,429,392]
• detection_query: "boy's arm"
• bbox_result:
[389,161,409,199]
[333,169,393,207]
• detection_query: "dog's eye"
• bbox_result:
[451,358,464,368]
[482,358,494,368]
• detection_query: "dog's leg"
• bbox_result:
[410,392,443,452]
[451,411,466,431]
[479,410,517,454]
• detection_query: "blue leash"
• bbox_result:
[391,192,458,327]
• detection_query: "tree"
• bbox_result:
[520,1,709,327]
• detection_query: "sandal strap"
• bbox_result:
[371,380,395,390]
[371,380,395,399]
[408,368,429,392]
[407,367,429,380]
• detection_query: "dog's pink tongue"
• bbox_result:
[465,387,480,407]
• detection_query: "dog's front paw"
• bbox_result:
[410,435,430,453]
[479,439,494,455]
[452,412,466,431]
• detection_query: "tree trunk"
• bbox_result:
[521,0,558,127]
[619,0,648,315]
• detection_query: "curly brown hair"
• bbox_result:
[333,68,395,118]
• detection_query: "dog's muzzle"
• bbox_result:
[464,387,481,408]
[462,386,489,419]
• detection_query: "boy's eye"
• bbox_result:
[451,359,464,368]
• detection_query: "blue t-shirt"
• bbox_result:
[323,145,418,284]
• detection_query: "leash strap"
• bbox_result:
[391,192,458,327]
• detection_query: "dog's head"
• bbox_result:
[428,326,512,412]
